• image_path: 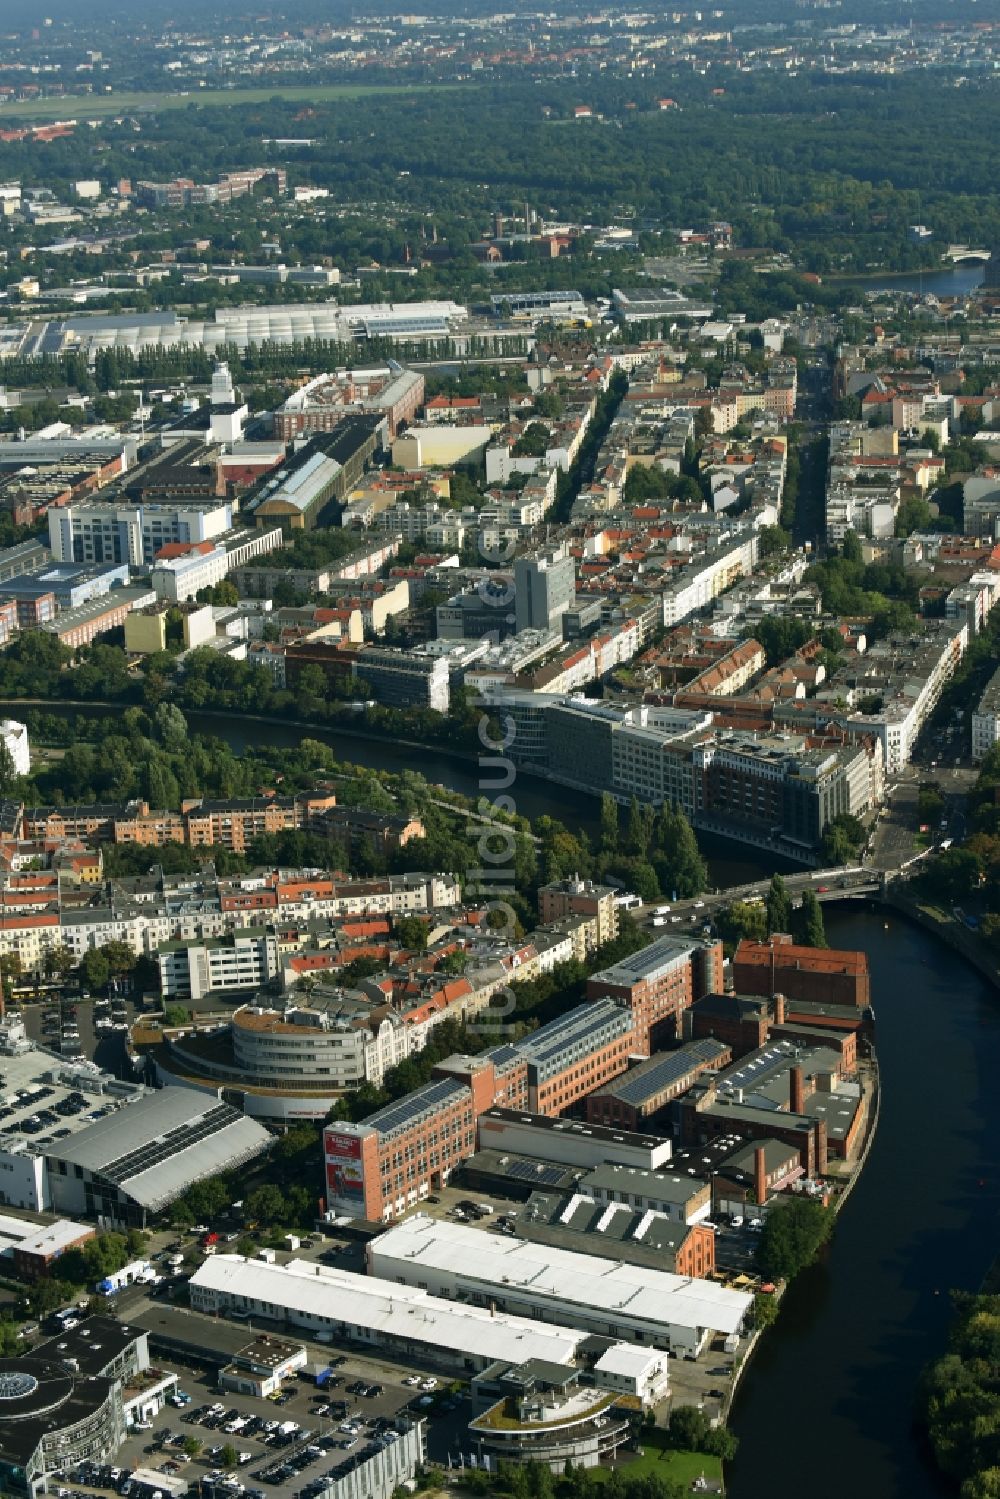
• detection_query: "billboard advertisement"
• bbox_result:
[325,1130,366,1205]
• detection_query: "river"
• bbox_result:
[18,701,793,890]
[831,264,985,298]
[729,905,1000,1499]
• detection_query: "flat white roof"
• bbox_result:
[370,1216,751,1337]
[15,1219,91,1256]
[594,1343,666,1379]
[190,1255,584,1367]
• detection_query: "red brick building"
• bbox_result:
[322,998,639,1223]
[586,934,724,1050]
[732,934,871,1009]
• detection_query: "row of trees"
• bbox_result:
[922,1294,1000,1499]
[717,874,827,952]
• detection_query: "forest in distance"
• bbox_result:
[0,70,998,285]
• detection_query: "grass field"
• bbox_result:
[0,80,466,122]
[590,1433,724,1490]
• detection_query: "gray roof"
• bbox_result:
[590,1040,729,1107]
[45,1088,271,1211]
[580,1163,708,1204]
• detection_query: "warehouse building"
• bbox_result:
[368,1215,751,1358]
[0,1213,94,1279]
[515,1188,716,1280]
[732,934,871,1009]
[323,1000,643,1221]
[44,1088,272,1227]
[475,1108,673,1173]
[189,1254,586,1371]
[586,934,724,1051]
[247,419,380,531]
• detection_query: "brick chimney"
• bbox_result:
[754,1145,767,1207]
[790,1065,804,1115]
[773,992,786,1025]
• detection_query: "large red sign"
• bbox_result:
[326,1131,362,1161]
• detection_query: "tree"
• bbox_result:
[163,1005,192,1027]
[220,1446,239,1470]
[182,1437,202,1459]
[749,1291,779,1330]
[665,1403,710,1451]
[43,945,75,980]
[795,889,827,948]
[101,941,136,977]
[599,793,620,855]
[394,915,429,952]
[841,530,863,565]
[625,797,652,858]
[756,1198,834,1280]
[153,702,189,748]
[245,1184,287,1228]
[766,874,792,935]
[77,948,110,992]
[758,524,791,557]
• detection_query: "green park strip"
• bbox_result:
[0,80,470,122]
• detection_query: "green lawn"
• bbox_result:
[0,81,468,122]
[591,1434,723,1490]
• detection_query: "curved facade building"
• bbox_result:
[154,1002,410,1125]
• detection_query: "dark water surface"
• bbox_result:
[729,906,1000,1499]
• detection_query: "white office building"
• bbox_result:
[49,497,233,567]
[0,719,30,776]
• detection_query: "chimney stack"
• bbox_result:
[773,992,786,1026]
[790,1065,804,1115]
[754,1145,767,1208]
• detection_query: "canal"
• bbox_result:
[17,701,794,889]
[729,905,1000,1499]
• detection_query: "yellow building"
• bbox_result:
[125,602,215,654]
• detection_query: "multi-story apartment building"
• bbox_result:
[49,497,233,567]
[537,877,619,949]
[973,662,1000,762]
[158,928,280,1000]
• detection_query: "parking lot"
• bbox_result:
[60,1350,467,1499]
[114,1297,478,1478]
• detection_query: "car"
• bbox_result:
[425,1195,439,1204]
[816,884,829,893]
[403,1376,420,1387]
[419,1378,437,1391]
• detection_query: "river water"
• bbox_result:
[832,264,985,298]
[729,906,1000,1499]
